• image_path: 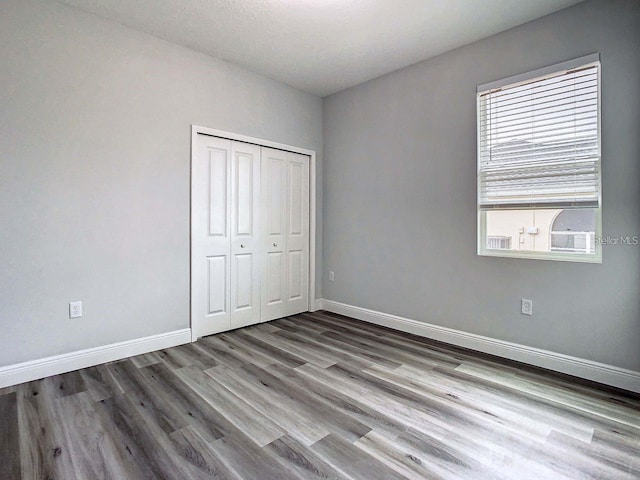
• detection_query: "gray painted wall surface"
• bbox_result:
[0,0,322,366]
[323,0,640,371]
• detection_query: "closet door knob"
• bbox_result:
[240,244,245,248]
[273,243,278,247]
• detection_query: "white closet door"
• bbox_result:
[192,133,310,337]
[192,135,232,338]
[285,151,310,316]
[261,148,288,322]
[230,141,261,329]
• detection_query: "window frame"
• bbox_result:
[476,54,602,263]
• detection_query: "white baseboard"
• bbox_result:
[312,298,324,312]
[321,300,640,394]
[0,329,192,389]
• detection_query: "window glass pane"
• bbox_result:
[485,208,597,255]
[550,208,597,254]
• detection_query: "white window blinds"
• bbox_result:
[478,58,600,209]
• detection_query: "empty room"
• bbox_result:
[1,0,639,478]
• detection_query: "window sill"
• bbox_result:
[478,248,602,264]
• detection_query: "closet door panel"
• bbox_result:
[260,148,288,321]
[230,141,261,329]
[192,135,232,337]
[286,152,310,316]
[207,255,227,315]
[234,253,254,309]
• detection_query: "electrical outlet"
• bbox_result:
[69,301,82,319]
[328,271,335,282]
[521,299,533,316]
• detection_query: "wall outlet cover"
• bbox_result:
[69,301,83,319]
[521,299,533,316]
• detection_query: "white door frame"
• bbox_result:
[190,125,318,342]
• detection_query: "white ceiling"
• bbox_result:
[57,0,583,97]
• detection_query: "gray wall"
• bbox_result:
[323,0,640,371]
[0,0,322,366]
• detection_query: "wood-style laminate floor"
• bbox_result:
[1,311,639,480]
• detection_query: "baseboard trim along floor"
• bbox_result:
[320,299,640,394]
[2,302,638,393]
[0,329,192,389]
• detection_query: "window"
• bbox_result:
[477,54,602,263]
